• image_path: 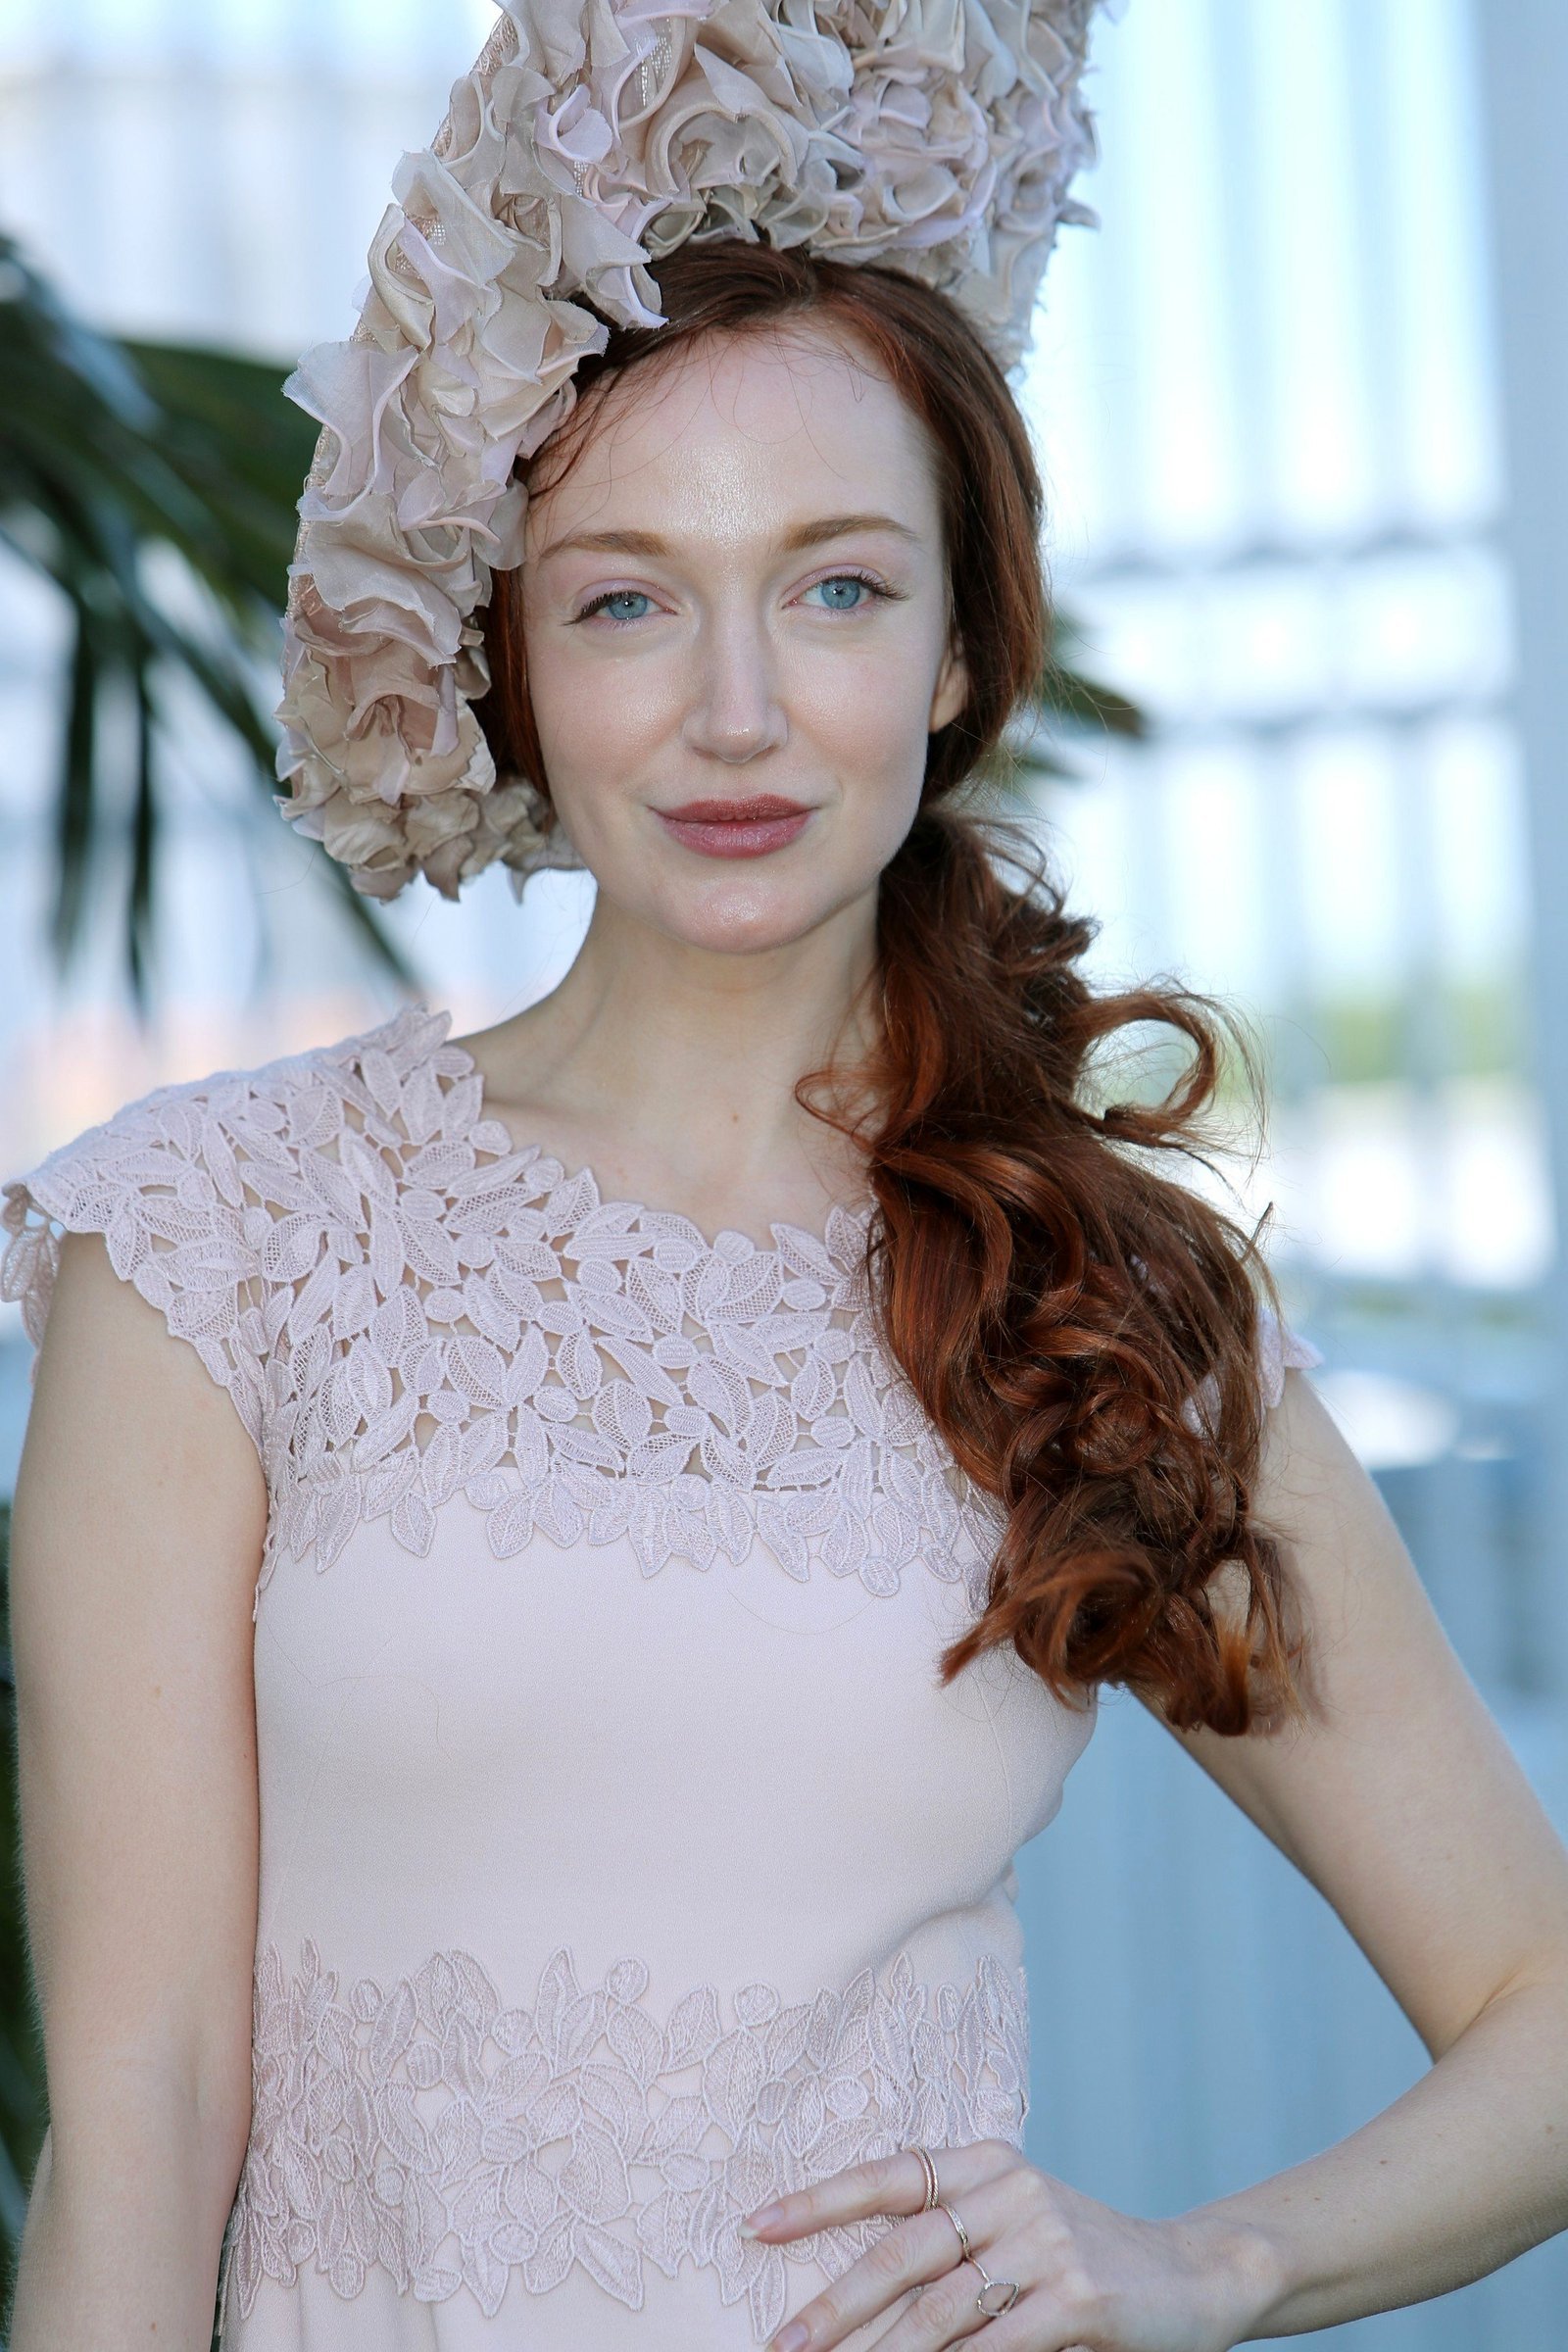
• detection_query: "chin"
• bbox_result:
[648,874,856,957]
[668,906,834,958]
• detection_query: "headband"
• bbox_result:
[274,0,1121,903]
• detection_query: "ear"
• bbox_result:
[928,636,969,735]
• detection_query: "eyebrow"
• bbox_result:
[535,513,923,562]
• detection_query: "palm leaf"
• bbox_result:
[0,232,410,1004]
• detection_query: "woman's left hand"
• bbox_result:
[741,2140,1275,2352]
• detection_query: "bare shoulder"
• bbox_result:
[1137,1367,1568,2057]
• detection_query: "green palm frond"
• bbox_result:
[968,605,1149,810]
[1038,605,1148,746]
[0,232,407,1003]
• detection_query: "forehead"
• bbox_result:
[525,322,942,547]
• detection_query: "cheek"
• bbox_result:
[781,640,938,827]
[524,634,679,805]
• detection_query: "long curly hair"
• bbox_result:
[477,238,1311,1738]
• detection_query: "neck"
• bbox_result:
[464,886,883,1230]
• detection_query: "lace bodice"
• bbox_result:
[3,1003,1004,1614]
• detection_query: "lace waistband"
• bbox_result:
[219,1936,1030,2344]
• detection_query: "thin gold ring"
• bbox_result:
[935,2197,972,2260]
[907,2144,941,2212]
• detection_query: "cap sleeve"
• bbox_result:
[1180,1298,1321,1438]
[1,1080,269,1467]
[1255,1300,1323,1409]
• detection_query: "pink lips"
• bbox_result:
[655,794,812,858]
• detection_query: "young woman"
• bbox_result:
[5,12,1568,2352]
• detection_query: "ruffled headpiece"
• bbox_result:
[275,0,1122,901]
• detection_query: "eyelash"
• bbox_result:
[571,569,903,626]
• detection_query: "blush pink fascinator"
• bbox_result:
[274,0,1124,903]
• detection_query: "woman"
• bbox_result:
[5,8,1568,2351]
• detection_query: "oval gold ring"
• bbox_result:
[968,2257,1022,2319]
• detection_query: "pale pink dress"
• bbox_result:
[1,1003,1316,2348]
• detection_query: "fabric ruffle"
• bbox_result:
[275,0,1124,902]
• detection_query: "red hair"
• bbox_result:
[477,239,1311,1737]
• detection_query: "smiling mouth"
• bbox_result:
[655,795,813,859]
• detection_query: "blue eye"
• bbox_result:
[805,575,877,611]
[582,590,654,623]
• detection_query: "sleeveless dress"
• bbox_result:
[1,1002,1318,2348]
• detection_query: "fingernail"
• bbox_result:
[770,2326,808,2352]
[742,2201,784,2238]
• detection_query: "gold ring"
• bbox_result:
[935,2197,972,2260]
[907,2144,941,2211]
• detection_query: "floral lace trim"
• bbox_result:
[0,1084,277,1457]
[218,1938,1030,2342]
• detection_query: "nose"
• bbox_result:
[681,609,788,765]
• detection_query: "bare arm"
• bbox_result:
[1144,1368,1568,2337]
[4,1229,267,2349]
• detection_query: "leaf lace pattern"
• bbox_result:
[219,1938,1030,2340]
[2,1003,1003,1607]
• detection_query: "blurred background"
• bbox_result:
[1,0,1566,2342]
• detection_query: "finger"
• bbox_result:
[745,2135,1020,2246]
[764,2173,1023,2352]
[968,2330,1092,2352]
[879,2279,1086,2352]
[911,2304,1063,2352]
[858,2255,1034,2351]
